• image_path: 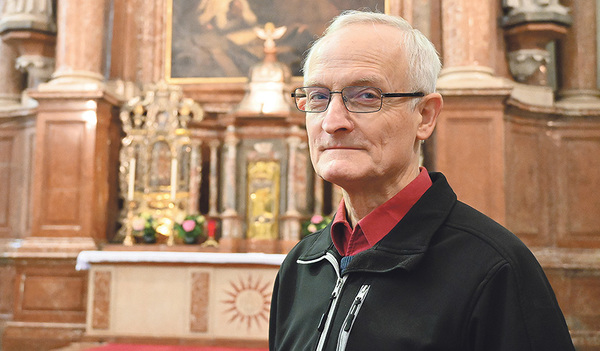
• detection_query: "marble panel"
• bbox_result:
[0,136,13,233]
[41,122,84,225]
[556,132,600,248]
[0,263,16,316]
[91,270,111,330]
[505,120,552,246]
[435,96,506,223]
[547,269,600,337]
[190,271,209,333]
[22,275,84,311]
[14,262,87,324]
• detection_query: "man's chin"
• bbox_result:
[318,169,364,188]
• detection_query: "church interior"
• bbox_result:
[1,0,600,350]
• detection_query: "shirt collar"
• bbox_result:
[331,167,432,256]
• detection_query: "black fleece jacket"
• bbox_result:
[269,172,574,351]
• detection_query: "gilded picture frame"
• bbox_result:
[165,0,388,84]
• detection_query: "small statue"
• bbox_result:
[255,22,287,54]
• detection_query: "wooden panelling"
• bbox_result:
[22,275,85,311]
[546,268,600,347]
[34,116,88,236]
[505,120,552,247]
[14,261,87,324]
[0,136,13,233]
[557,134,600,247]
[434,95,507,224]
[2,324,85,351]
[0,262,15,316]
[28,92,121,242]
[0,115,36,238]
[43,121,85,226]
[506,113,600,249]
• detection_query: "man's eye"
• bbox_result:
[358,92,377,99]
[308,92,329,101]
[346,87,380,102]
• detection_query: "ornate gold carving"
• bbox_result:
[246,160,280,240]
[118,81,204,244]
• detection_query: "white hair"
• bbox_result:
[303,10,442,95]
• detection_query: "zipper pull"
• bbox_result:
[343,285,370,332]
[317,278,344,332]
[318,294,335,332]
[343,297,361,331]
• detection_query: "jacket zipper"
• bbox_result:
[315,275,347,351]
[336,284,371,351]
[298,252,345,351]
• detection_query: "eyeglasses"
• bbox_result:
[291,86,424,113]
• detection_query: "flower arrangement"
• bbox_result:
[174,214,206,244]
[301,214,332,237]
[131,212,156,243]
[129,212,206,245]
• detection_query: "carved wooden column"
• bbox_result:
[438,0,497,81]
[556,0,600,107]
[106,0,165,97]
[188,140,202,213]
[208,140,220,218]
[107,0,140,98]
[27,0,120,245]
[43,0,106,87]
[280,125,302,252]
[139,0,166,84]
[219,125,242,251]
[434,0,512,224]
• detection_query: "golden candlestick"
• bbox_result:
[123,201,136,246]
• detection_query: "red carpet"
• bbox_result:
[84,344,267,351]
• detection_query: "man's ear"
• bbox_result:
[416,92,443,141]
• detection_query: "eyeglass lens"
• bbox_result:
[294,86,383,113]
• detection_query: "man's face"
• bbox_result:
[305,23,426,194]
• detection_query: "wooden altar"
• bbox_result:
[76,250,284,347]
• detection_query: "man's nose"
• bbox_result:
[321,94,354,133]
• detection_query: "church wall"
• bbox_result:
[1,0,600,349]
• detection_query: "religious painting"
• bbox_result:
[166,0,387,83]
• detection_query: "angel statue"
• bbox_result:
[255,22,287,53]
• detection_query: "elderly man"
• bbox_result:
[269,10,574,351]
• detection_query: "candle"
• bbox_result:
[127,158,136,200]
[171,158,178,200]
[208,219,216,238]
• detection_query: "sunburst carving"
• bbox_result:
[221,274,272,330]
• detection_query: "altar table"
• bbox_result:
[76,251,286,346]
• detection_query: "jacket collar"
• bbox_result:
[298,172,457,274]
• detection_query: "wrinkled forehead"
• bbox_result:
[304,23,410,87]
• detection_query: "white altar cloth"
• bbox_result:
[76,250,287,271]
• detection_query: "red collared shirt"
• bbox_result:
[331,168,432,256]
